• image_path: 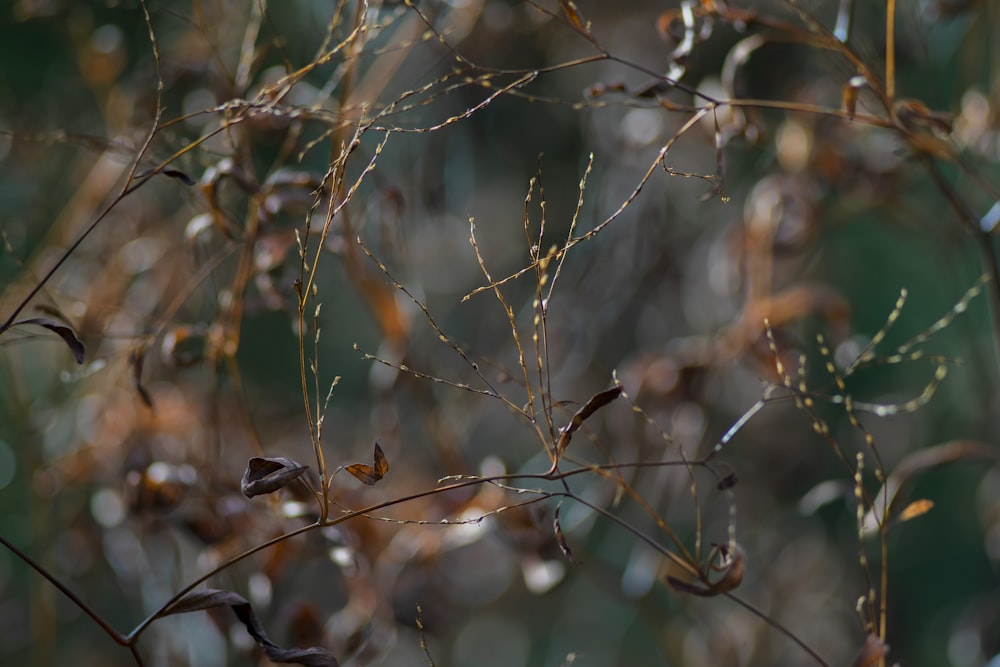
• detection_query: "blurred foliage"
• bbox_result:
[1,1,1000,666]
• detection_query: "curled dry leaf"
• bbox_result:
[241,457,309,498]
[666,543,745,597]
[163,588,338,666]
[553,502,580,564]
[345,442,389,486]
[15,317,85,364]
[551,385,623,469]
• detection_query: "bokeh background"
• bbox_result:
[1,0,1000,665]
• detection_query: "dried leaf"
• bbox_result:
[558,0,587,32]
[553,385,623,465]
[716,472,738,491]
[346,442,389,486]
[241,457,309,498]
[553,503,580,564]
[163,589,338,666]
[130,347,154,410]
[893,99,956,159]
[162,168,196,186]
[632,79,674,99]
[15,317,85,364]
[842,75,867,120]
[894,99,953,135]
[667,543,745,597]
[862,440,1000,535]
[897,498,934,523]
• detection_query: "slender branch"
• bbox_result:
[0,534,128,646]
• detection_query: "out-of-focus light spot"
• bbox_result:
[834,335,869,369]
[442,508,487,549]
[479,455,505,477]
[643,357,679,395]
[91,487,125,527]
[798,479,850,515]
[177,464,197,485]
[185,213,214,242]
[147,461,172,484]
[248,572,272,607]
[776,119,812,172]
[60,358,106,384]
[955,89,991,149]
[121,237,164,274]
[979,201,1000,234]
[621,546,658,598]
[949,623,983,667]
[321,526,346,543]
[621,108,664,148]
[521,556,565,594]
[282,501,308,518]
[329,546,355,569]
[91,24,123,55]
[196,549,221,572]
